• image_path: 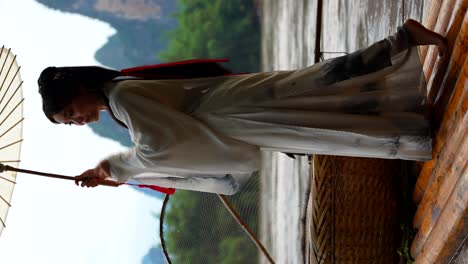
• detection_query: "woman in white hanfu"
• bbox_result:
[38,19,447,195]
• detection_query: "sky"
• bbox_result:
[0,1,163,263]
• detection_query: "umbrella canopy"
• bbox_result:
[0,46,24,236]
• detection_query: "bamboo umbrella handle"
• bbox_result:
[0,163,120,187]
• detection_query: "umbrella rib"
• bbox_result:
[0,66,20,108]
[0,47,23,233]
[0,87,23,121]
[0,117,24,139]
[0,175,16,184]
[0,193,12,207]
[0,160,20,163]
[0,54,16,94]
[0,47,4,73]
[0,48,10,79]
[0,139,23,152]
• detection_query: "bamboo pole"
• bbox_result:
[421,0,444,63]
[422,0,456,83]
[412,165,467,263]
[413,15,468,204]
[432,6,468,116]
[314,0,323,64]
[0,163,120,187]
[218,194,275,264]
[411,133,467,257]
[413,56,468,226]
[427,1,468,104]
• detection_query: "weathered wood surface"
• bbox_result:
[423,0,456,85]
[414,163,467,263]
[420,0,443,62]
[410,1,468,262]
[426,0,468,104]
[413,6,468,204]
[411,97,467,257]
[413,56,468,233]
[433,5,468,120]
[451,241,468,264]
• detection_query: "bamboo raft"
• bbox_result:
[307,0,467,263]
[411,0,467,262]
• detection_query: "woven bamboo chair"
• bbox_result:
[310,156,404,263]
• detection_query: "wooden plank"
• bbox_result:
[422,0,456,84]
[421,0,444,63]
[427,1,468,104]
[413,55,468,205]
[413,164,467,263]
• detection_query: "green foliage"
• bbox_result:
[220,237,256,264]
[164,188,259,263]
[160,0,260,73]
[165,192,215,263]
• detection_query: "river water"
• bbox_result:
[259,1,426,263]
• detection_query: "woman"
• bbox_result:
[38,19,447,194]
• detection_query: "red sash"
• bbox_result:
[121,59,232,79]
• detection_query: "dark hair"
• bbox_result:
[38,66,120,123]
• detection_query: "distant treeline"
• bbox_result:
[160,0,261,73]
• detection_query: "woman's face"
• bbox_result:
[51,90,106,126]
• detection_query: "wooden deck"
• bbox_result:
[410,0,467,263]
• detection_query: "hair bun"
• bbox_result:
[37,66,57,86]
[38,67,76,90]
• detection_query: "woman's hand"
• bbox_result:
[75,161,112,188]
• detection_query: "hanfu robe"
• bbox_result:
[104,38,430,194]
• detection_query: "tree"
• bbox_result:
[160,0,260,73]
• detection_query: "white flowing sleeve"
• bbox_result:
[104,81,260,194]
